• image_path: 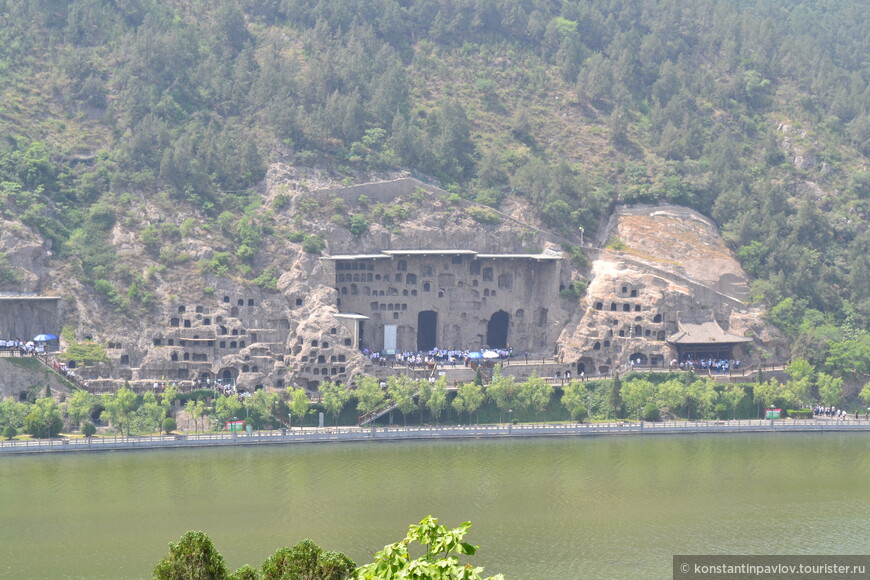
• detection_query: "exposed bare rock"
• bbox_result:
[0,358,71,401]
[0,218,51,292]
[0,174,778,397]
[558,205,780,374]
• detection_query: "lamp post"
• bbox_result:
[508,409,513,434]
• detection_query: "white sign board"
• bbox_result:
[384,324,397,355]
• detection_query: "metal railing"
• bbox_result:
[2,418,868,455]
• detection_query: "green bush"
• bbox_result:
[560,279,588,301]
[3,425,17,440]
[273,193,290,210]
[302,235,325,255]
[606,237,626,251]
[81,421,96,437]
[467,206,501,225]
[349,214,369,236]
[162,417,177,435]
[287,231,306,243]
[785,408,813,419]
[200,252,234,275]
[252,268,279,291]
[643,403,661,422]
[140,224,161,250]
[562,244,588,269]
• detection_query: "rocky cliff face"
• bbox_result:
[0,168,777,394]
[558,205,781,374]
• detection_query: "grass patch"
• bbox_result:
[3,357,45,371]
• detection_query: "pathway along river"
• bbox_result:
[2,433,869,579]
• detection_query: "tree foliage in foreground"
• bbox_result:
[153,517,502,579]
[357,516,504,580]
[153,531,228,580]
[261,539,355,580]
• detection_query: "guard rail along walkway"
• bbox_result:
[3,418,868,455]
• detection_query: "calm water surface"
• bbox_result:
[1,433,869,579]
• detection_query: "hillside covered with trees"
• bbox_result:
[0,0,868,373]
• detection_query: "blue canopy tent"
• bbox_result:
[32,334,59,352]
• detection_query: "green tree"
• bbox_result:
[860,382,870,406]
[356,516,503,580]
[417,378,433,425]
[214,393,243,425]
[686,378,717,420]
[102,387,137,435]
[161,384,179,416]
[621,378,654,420]
[427,375,448,425]
[388,375,417,426]
[486,365,518,422]
[516,374,553,421]
[825,336,870,377]
[608,372,624,419]
[288,388,310,428]
[783,376,812,410]
[656,378,686,418]
[786,358,815,383]
[261,539,354,580]
[153,531,227,580]
[754,379,785,416]
[244,390,281,429]
[816,373,844,408]
[721,385,746,419]
[185,399,207,433]
[136,391,165,434]
[561,380,589,422]
[320,380,350,426]
[0,398,28,432]
[24,397,63,439]
[228,565,259,580]
[66,389,95,428]
[452,381,484,424]
[355,376,386,418]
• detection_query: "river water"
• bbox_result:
[1,433,868,579]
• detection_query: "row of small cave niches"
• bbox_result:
[594,302,653,313]
[300,366,347,377]
[300,352,347,364]
[152,337,249,348]
[292,332,353,354]
[591,330,666,350]
[174,299,257,316]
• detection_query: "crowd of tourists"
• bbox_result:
[672,357,741,373]
[814,406,867,420]
[363,347,515,369]
[0,338,39,355]
[49,358,80,383]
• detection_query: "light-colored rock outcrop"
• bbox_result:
[0,173,777,396]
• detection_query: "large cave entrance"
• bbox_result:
[417,310,437,351]
[486,310,509,349]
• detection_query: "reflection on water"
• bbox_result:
[1,433,869,579]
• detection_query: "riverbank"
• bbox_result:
[2,418,869,454]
